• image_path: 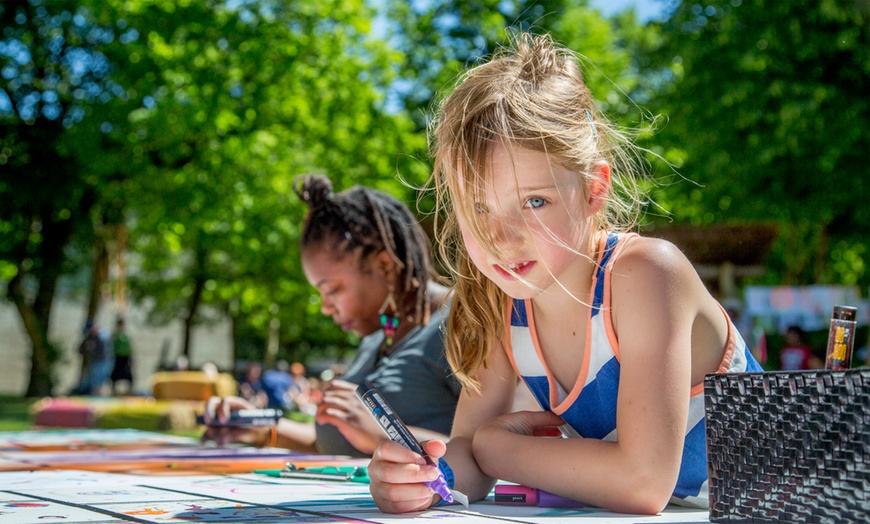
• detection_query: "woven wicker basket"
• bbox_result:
[705,369,870,523]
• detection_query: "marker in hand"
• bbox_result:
[355,381,467,507]
[198,408,283,427]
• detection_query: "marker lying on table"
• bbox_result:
[495,484,587,508]
[355,381,469,507]
[255,463,370,483]
[197,408,283,427]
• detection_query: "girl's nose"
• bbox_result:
[319,297,335,316]
[489,211,526,246]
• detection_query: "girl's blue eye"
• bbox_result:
[525,197,547,209]
[474,202,488,214]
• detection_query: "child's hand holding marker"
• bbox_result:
[200,396,281,447]
[356,382,468,510]
[367,436,452,512]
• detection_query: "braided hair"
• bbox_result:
[293,174,437,325]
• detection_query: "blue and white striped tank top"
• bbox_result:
[504,232,763,508]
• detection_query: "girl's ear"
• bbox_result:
[372,250,397,280]
[587,161,611,213]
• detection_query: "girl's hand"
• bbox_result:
[200,396,270,447]
[472,410,565,485]
[475,410,565,440]
[368,439,446,513]
[315,380,385,454]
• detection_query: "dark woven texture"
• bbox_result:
[705,369,870,523]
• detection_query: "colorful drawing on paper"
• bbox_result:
[0,430,712,523]
[1,494,129,523]
[0,428,198,451]
[0,431,357,475]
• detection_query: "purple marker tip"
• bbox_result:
[426,473,453,503]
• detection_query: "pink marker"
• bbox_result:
[494,484,587,508]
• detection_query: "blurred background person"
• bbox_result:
[779,325,821,370]
[260,360,294,411]
[110,317,134,395]
[238,361,266,408]
[288,362,315,415]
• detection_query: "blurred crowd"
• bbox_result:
[237,360,324,416]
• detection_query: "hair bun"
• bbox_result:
[293,174,333,210]
[515,33,559,83]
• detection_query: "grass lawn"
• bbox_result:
[0,396,38,431]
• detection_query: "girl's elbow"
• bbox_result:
[467,479,498,503]
[617,489,670,515]
[616,473,673,515]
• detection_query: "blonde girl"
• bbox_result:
[366,32,762,515]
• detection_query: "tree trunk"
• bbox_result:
[12,202,81,397]
[182,245,207,360]
[86,222,110,322]
[8,272,56,397]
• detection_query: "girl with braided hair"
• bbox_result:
[204,174,459,457]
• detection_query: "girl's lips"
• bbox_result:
[494,260,535,280]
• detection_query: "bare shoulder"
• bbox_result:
[608,234,712,329]
[612,235,697,284]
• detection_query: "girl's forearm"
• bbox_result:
[443,436,496,503]
[474,430,674,515]
[275,418,318,453]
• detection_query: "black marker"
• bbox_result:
[197,408,283,427]
[355,381,456,504]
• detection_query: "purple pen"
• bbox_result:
[355,381,455,504]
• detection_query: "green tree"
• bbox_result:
[550,5,655,124]
[112,0,427,363]
[383,0,569,130]
[2,0,668,396]
[1,0,427,394]
[646,0,870,286]
[0,0,134,396]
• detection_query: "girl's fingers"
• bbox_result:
[492,409,565,435]
[368,440,443,514]
[371,440,428,467]
[204,397,219,417]
[422,439,447,459]
[371,484,436,514]
[327,379,355,391]
[369,462,440,488]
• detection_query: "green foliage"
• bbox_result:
[104,0,429,359]
[0,396,36,430]
[382,0,571,130]
[3,0,867,395]
[0,0,430,380]
[0,0,126,395]
[644,0,870,287]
